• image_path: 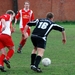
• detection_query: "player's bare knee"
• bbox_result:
[7,46,15,52]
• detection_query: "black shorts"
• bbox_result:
[31,35,46,49]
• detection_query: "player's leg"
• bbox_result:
[3,36,15,69]
[0,48,6,72]
[4,46,15,68]
[30,36,37,66]
[34,48,44,68]
[0,35,7,72]
[17,34,27,53]
[31,47,37,66]
[17,28,30,53]
[31,48,44,73]
[31,37,46,72]
[5,46,14,58]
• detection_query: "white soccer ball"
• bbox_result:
[42,58,51,67]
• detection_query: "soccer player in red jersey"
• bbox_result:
[15,1,34,53]
[0,10,15,72]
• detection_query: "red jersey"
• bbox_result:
[0,14,12,36]
[15,8,34,29]
[0,14,10,33]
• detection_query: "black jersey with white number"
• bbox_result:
[27,18,65,40]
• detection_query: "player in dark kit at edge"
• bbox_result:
[24,12,66,73]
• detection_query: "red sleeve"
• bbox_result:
[0,14,10,21]
[15,11,20,20]
[31,13,34,21]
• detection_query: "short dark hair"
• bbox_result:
[46,12,54,19]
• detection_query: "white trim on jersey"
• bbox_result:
[45,24,63,36]
[53,24,63,28]
[19,10,23,28]
[45,24,53,36]
[2,16,12,36]
[19,9,33,28]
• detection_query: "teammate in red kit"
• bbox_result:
[14,1,34,53]
[0,10,15,72]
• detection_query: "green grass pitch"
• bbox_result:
[0,23,75,75]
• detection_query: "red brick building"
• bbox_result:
[0,0,75,21]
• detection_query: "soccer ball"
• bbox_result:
[42,58,51,67]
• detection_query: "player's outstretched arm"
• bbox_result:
[10,24,15,34]
[62,31,66,44]
[14,18,17,27]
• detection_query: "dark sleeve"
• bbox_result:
[52,24,65,32]
[27,19,39,26]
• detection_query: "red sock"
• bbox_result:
[6,49,14,60]
[0,54,5,66]
[18,39,27,51]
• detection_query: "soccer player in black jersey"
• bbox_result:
[24,12,66,73]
